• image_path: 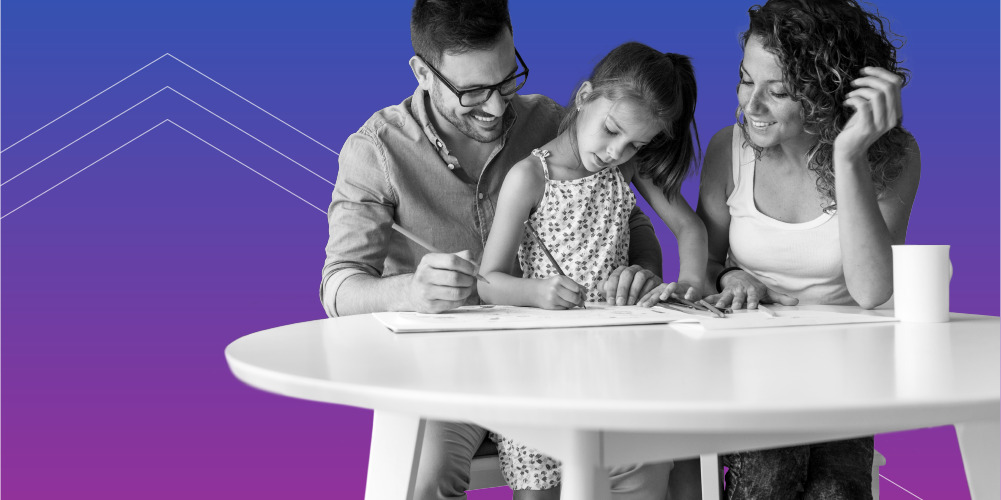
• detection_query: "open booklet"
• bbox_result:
[372,303,898,333]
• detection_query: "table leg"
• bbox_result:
[700,454,721,500]
[559,430,610,500]
[364,410,424,500]
[955,420,1000,500]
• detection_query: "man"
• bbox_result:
[321,0,671,497]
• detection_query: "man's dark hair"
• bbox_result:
[411,0,513,66]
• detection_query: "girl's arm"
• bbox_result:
[632,173,708,300]
[478,160,584,309]
[834,67,921,309]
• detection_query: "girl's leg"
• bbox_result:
[722,446,809,500]
[803,436,874,500]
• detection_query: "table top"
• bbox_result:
[225,306,1000,433]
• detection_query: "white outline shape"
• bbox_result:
[3,87,334,188]
[880,474,926,500]
[0,55,171,153]
[1,120,171,219]
[1,53,338,157]
[1,119,326,220]
[2,87,172,186]
[167,120,326,214]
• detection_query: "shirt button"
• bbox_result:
[477,193,484,200]
[435,140,443,148]
[447,163,455,170]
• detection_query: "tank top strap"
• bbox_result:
[531,148,552,181]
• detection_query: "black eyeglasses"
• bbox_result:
[419,50,529,107]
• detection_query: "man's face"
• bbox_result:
[425,30,518,144]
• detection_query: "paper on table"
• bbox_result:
[673,307,899,335]
[373,303,695,333]
[373,303,899,334]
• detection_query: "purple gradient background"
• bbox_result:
[2,1,996,499]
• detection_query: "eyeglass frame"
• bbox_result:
[417,49,529,107]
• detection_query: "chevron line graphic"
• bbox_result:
[1,53,339,156]
[1,119,326,220]
[2,86,334,187]
[2,53,339,220]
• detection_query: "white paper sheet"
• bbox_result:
[372,303,897,333]
[372,303,689,332]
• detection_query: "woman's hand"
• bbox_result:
[601,265,663,306]
[637,280,702,307]
[834,66,904,162]
[532,275,586,310]
[704,269,798,310]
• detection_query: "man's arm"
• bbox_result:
[320,130,476,317]
[627,206,663,277]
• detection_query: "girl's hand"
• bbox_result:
[533,275,585,310]
[704,269,798,310]
[834,67,904,162]
[637,280,701,307]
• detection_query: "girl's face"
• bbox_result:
[737,36,809,149]
[575,96,661,173]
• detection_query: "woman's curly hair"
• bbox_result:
[739,0,911,210]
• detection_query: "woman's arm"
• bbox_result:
[477,160,584,309]
[834,67,921,309]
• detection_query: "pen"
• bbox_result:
[391,223,490,283]
[757,304,778,318]
[523,221,585,309]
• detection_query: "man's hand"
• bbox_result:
[637,280,702,307]
[407,250,479,313]
[601,265,663,306]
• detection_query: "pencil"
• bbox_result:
[698,299,727,318]
[391,223,489,283]
[757,304,778,318]
[523,221,585,309]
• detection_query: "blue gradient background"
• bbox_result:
[2,1,996,499]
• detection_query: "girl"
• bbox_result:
[477,42,707,498]
[478,41,707,313]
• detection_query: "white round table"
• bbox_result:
[226,306,1000,499]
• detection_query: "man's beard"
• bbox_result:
[431,85,504,144]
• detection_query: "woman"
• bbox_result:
[697,0,921,498]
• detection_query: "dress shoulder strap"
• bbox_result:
[531,149,552,181]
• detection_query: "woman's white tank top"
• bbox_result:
[726,126,854,305]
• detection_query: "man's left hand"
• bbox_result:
[601,265,662,306]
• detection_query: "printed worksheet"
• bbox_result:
[373,303,691,332]
[373,303,899,334]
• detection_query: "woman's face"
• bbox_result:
[575,96,660,173]
[737,36,809,149]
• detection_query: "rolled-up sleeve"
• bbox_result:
[321,128,397,317]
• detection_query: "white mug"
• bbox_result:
[891,245,952,323]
